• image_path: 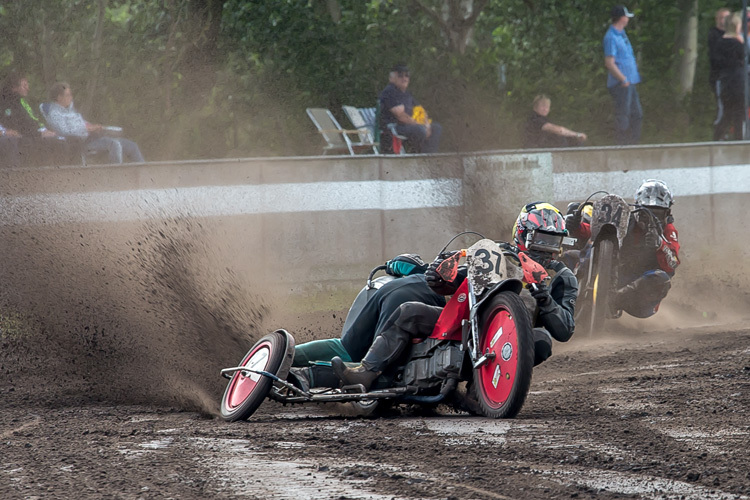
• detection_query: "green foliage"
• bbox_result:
[0,0,740,158]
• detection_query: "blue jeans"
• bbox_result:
[395,122,442,153]
[87,136,144,164]
[608,84,642,145]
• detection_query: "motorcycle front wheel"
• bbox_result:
[220,330,288,422]
[471,291,534,419]
[588,239,615,335]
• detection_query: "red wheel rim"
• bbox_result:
[225,341,273,410]
[478,308,518,409]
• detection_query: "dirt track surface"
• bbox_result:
[2,215,750,499]
[3,317,749,500]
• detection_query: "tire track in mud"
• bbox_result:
[0,415,41,440]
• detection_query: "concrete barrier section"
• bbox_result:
[2,144,748,301]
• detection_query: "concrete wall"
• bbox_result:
[2,142,747,298]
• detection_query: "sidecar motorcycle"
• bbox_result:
[220,234,559,422]
[565,191,669,335]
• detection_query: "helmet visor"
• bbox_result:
[527,229,563,254]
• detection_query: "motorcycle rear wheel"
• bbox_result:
[471,291,534,419]
[220,331,288,422]
[588,239,615,335]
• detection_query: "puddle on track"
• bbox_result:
[536,466,750,500]
[190,437,406,500]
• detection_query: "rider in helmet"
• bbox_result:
[331,202,579,392]
[617,179,680,317]
[567,180,680,318]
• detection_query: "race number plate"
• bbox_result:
[591,194,631,245]
[466,239,507,296]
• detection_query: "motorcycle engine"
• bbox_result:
[402,339,463,389]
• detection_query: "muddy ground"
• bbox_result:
[2,311,749,499]
[1,219,750,499]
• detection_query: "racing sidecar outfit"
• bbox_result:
[570,216,680,318]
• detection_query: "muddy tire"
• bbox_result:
[588,239,615,335]
[471,292,534,419]
[220,331,287,422]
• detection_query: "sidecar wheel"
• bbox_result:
[589,239,615,335]
[471,292,534,419]
[347,399,391,417]
[220,331,287,422]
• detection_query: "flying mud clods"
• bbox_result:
[1,216,268,416]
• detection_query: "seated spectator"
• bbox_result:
[45,82,144,164]
[523,95,587,149]
[0,71,76,166]
[379,64,442,154]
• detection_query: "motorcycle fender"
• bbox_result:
[274,329,296,382]
[473,278,524,319]
[590,194,630,247]
[429,280,470,341]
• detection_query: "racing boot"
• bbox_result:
[331,328,410,391]
[287,364,342,392]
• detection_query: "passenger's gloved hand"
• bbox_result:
[424,258,446,289]
[425,252,459,295]
[644,229,662,250]
[530,284,553,309]
[565,212,582,235]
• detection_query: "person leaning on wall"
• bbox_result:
[522,95,587,149]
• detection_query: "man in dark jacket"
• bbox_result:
[0,71,74,166]
[333,202,579,390]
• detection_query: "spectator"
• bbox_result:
[378,64,442,154]
[713,12,745,141]
[709,8,731,126]
[603,5,642,145]
[45,82,144,164]
[522,95,587,148]
[0,71,74,166]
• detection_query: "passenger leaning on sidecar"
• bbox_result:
[287,256,446,391]
[332,202,579,391]
[567,179,680,318]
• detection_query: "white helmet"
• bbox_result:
[635,179,673,208]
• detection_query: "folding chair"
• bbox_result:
[306,108,378,155]
[342,105,379,154]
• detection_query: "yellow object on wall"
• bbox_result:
[412,105,432,125]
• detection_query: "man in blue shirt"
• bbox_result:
[603,5,642,145]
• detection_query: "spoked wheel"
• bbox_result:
[220,330,290,422]
[588,239,616,335]
[471,291,534,418]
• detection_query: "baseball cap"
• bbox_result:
[391,63,410,75]
[611,5,634,20]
